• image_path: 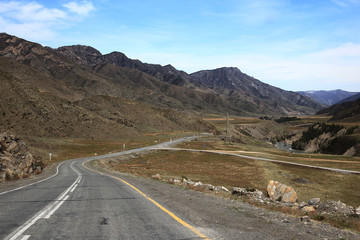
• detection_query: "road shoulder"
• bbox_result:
[0,161,61,194]
[85,159,360,240]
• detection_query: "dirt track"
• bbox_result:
[155,147,360,175]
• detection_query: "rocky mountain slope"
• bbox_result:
[336,92,360,104]
[56,41,323,116]
[190,67,323,115]
[297,90,358,106]
[317,97,360,123]
[0,132,43,181]
[0,33,324,143]
[291,123,359,156]
[0,59,211,140]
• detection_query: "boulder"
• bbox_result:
[247,189,265,200]
[356,206,360,216]
[267,180,298,203]
[308,198,320,205]
[316,200,355,216]
[0,132,43,182]
[186,180,195,186]
[173,179,181,185]
[299,201,306,208]
[151,173,161,180]
[220,186,229,193]
[204,184,215,191]
[300,216,311,223]
[232,187,248,196]
[302,206,316,212]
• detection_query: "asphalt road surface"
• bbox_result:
[1,135,360,240]
[1,136,209,240]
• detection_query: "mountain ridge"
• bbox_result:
[297,90,358,106]
[55,42,323,116]
[0,32,323,118]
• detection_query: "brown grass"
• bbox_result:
[109,150,360,207]
[33,131,197,163]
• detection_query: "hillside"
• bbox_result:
[317,97,360,122]
[0,32,325,142]
[190,67,323,115]
[0,57,212,141]
[297,90,358,106]
[336,92,360,104]
[58,45,322,116]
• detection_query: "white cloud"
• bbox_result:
[309,42,360,58]
[63,1,95,16]
[0,1,95,41]
[136,43,360,91]
[0,1,67,22]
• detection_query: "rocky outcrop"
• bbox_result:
[267,180,298,203]
[291,123,359,156]
[0,132,43,181]
[316,200,356,216]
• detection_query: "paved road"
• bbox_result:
[0,136,210,240]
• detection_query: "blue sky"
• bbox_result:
[0,0,359,91]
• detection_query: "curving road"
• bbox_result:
[1,135,360,240]
[0,136,209,240]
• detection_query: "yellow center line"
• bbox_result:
[81,161,210,240]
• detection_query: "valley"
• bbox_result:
[1,33,360,238]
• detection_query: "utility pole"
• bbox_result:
[225,112,230,144]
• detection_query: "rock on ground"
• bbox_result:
[267,180,298,203]
[0,132,43,182]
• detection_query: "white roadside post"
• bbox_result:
[123,143,125,151]
[49,153,52,162]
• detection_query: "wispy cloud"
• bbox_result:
[203,0,284,26]
[140,43,360,91]
[63,1,95,17]
[332,0,360,7]
[0,1,67,22]
[0,1,95,41]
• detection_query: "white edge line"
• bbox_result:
[4,161,81,240]
[0,162,65,196]
[44,195,69,219]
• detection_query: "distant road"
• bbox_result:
[154,148,360,175]
[1,134,359,240]
[0,136,210,240]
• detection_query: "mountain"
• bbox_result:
[56,44,323,116]
[297,90,358,106]
[335,93,360,105]
[0,33,214,141]
[189,67,323,115]
[317,97,360,122]
[0,32,324,141]
[57,45,192,87]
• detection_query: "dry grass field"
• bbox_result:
[108,149,360,207]
[30,131,197,163]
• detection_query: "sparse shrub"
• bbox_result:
[275,116,299,123]
[181,175,188,180]
[321,135,358,155]
[314,214,325,221]
[346,126,358,135]
[291,123,349,152]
